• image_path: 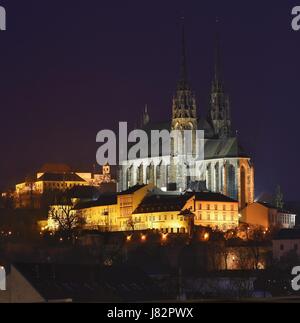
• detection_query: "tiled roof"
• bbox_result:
[193,191,238,203]
[203,137,250,160]
[74,194,117,210]
[133,193,191,214]
[257,201,296,214]
[118,184,147,195]
[38,173,86,182]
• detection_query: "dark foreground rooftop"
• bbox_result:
[13,263,163,303]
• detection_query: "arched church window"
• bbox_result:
[227,164,237,200]
[137,164,143,185]
[126,166,133,188]
[171,137,175,156]
[206,164,212,191]
[240,166,246,209]
[215,163,220,192]
[146,165,150,182]
[146,163,155,185]
[156,163,161,179]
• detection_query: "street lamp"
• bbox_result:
[204,232,210,241]
[162,233,168,241]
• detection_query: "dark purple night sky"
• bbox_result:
[0,0,299,200]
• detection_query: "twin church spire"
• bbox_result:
[177,19,188,91]
[140,19,232,138]
[209,23,232,138]
[172,18,197,125]
[172,18,232,138]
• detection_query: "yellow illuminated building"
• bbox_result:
[241,201,296,229]
[15,173,89,209]
[131,193,192,233]
[14,163,115,209]
[186,192,239,231]
[70,184,153,232]
[47,185,239,233]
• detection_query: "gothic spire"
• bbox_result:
[172,18,197,122]
[213,18,223,92]
[178,17,189,90]
[209,19,232,138]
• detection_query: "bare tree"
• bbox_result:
[249,228,265,269]
[127,217,136,233]
[237,247,253,270]
[49,205,85,243]
[219,243,231,270]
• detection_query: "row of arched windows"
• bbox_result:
[126,162,247,206]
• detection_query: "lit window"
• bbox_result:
[198,212,202,221]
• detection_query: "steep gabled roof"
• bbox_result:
[118,184,147,195]
[133,193,192,214]
[194,191,238,203]
[13,263,162,303]
[74,194,117,210]
[38,173,86,183]
[203,137,250,160]
[257,201,296,214]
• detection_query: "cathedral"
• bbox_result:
[118,25,254,209]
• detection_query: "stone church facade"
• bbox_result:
[118,26,254,209]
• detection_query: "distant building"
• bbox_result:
[187,192,239,231]
[241,202,296,229]
[272,229,300,260]
[132,192,194,233]
[13,163,116,209]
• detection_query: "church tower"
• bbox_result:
[209,28,232,138]
[169,20,198,191]
[171,20,197,132]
